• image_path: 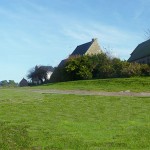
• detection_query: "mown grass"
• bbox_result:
[0,89,150,149]
[31,77,150,92]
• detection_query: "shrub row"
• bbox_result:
[50,53,150,82]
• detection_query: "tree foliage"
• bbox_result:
[50,53,150,82]
[27,65,54,84]
[0,80,17,87]
[65,56,93,80]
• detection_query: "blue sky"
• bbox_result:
[0,0,150,82]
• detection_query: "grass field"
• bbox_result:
[0,77,150,149]
[32,77,150,92]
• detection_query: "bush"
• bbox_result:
[64,55,93,80]
[121,62,141,77]
[140,64,150,76]
[50,53,150,82]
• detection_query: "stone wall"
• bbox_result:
[85,38,102,55]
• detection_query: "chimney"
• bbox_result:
[92,38,97,42]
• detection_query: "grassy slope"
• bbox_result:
[32,77,150,92]
[0,89,150,149]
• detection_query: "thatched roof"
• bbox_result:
[70,38,101,56]
[71,41,92,56]
[128,39,150,62]
[57,38,101,67]
[19,78,28,87]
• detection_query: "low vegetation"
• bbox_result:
[50,53,150,82]
[0,88,150,149]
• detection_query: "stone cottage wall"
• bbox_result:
[85,39,102,55]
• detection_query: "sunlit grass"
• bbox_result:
[31,77,150,92]
[0,89,150,149]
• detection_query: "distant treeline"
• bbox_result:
[50,53,150,82]
[0,80,18,87]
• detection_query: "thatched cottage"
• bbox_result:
[19,78,28,87]
[128,39,150,64]
[70,38,102,56]
[58,38,102,67]
[50,38,102,82]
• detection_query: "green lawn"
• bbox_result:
[32,77,150,92]
[0,88,150,149]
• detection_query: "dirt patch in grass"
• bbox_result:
[33,89,150,97]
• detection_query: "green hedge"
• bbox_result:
[50,54,150,82]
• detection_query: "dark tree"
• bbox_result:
[0,80,17,87]
[1,80,8,86]
[27,65,54,84]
